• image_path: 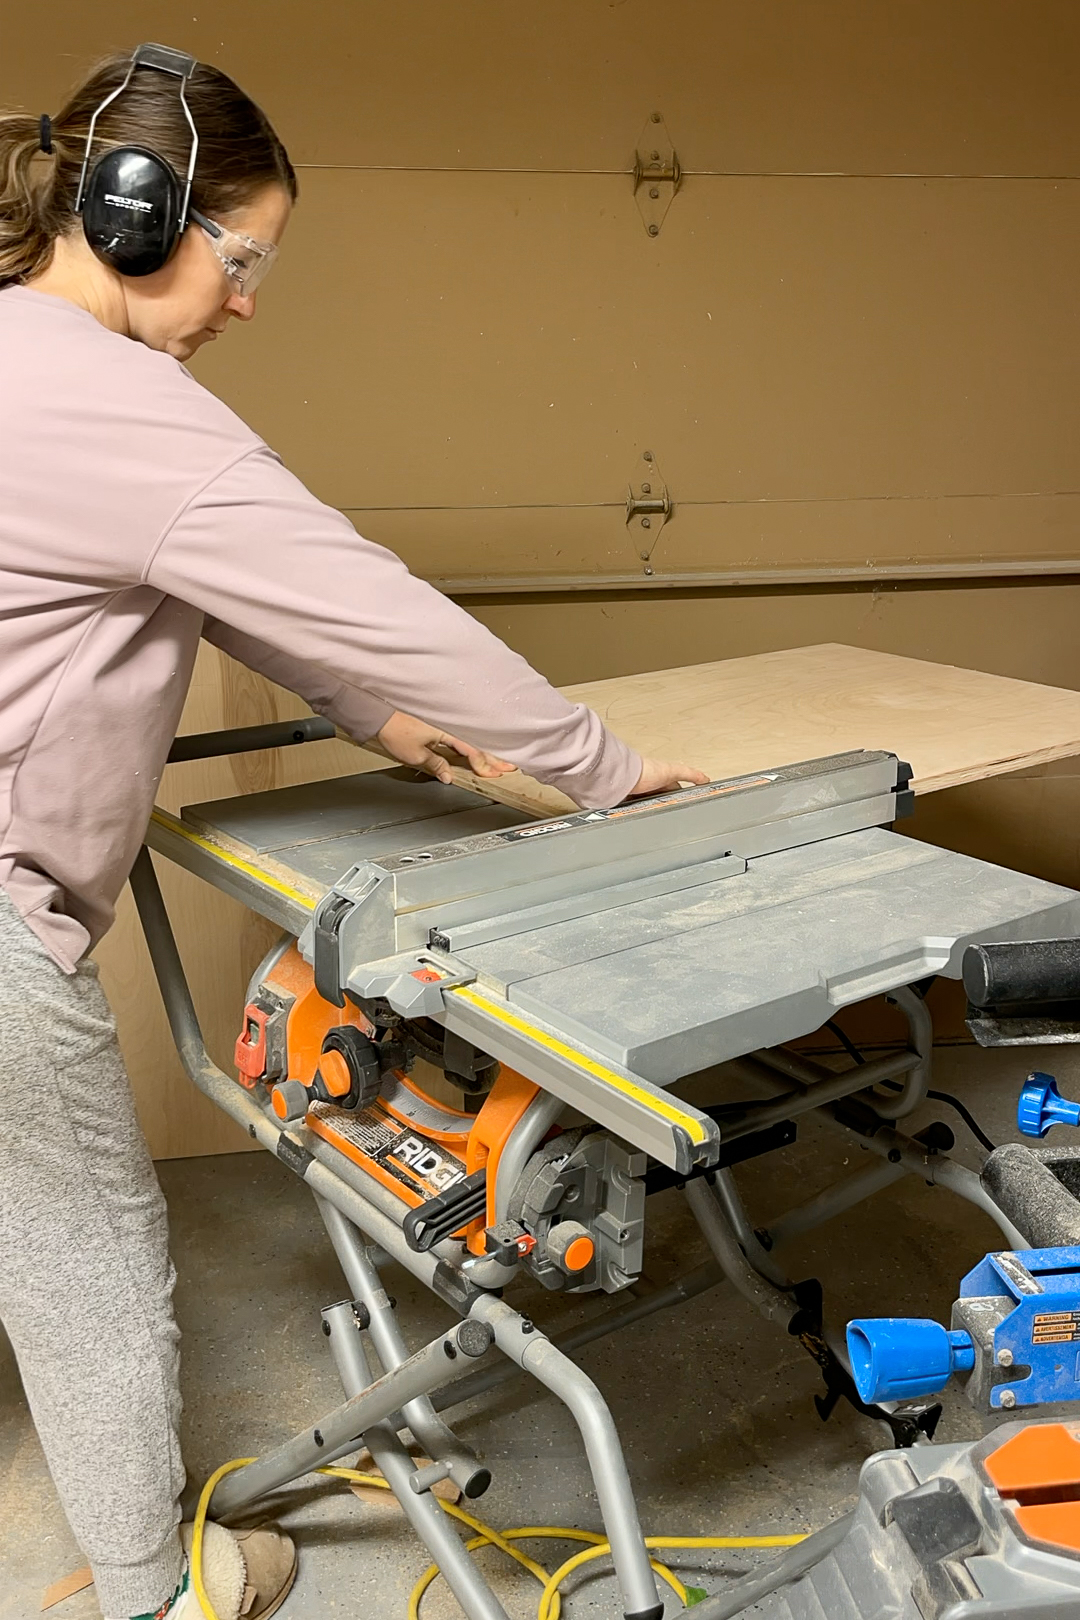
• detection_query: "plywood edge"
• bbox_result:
[440,766,572,819]
[914,739,1080,794]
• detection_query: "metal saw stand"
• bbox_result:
[132,723,1080,1620]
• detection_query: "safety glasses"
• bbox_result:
[190,208,278,295]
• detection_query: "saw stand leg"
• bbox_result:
[204,1200,665,1620]
[323,1300,512,1620]
[317,1194,490,1498]
[316,1198,665,1620]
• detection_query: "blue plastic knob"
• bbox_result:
[1017,1073,1080,1138]
[846,1318,975,1403]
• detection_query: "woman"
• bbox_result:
[0,44,704,1620]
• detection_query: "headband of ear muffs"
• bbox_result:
[80,145,184,278]
[75,42,199,279]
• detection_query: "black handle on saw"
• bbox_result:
[403,1169,488,1253]
[963,938,1080,1008]
[167,717,337,764]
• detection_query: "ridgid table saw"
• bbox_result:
[134,722,1080,1620]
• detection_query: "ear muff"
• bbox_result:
[80,146,183,277]
[74,43,199,279]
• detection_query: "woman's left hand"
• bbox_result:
[375,711,516,785]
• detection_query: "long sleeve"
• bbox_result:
[147,448,641,808]
[201,618,395,742]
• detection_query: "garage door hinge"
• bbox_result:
[626,449,671,574]
[633,113,681,237]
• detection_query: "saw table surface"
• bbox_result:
[441,643,1080,818]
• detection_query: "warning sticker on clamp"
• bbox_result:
[496,774,778,843]
[1032,1309,1080,1345]
[309,1100,467,1199]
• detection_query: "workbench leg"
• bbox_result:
[323,1301,511,1620]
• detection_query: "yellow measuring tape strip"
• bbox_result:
[149,808,317,912]
[449,984,709,1145]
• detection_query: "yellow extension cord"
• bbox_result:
[190,1458,805,1620]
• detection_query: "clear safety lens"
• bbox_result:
[192,211,278,295]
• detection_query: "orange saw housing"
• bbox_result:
[235,942,538,1248]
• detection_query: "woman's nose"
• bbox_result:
[224,290,258,322]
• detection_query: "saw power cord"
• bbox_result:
[823,1019,997,1152]
[191,1458,805,1620]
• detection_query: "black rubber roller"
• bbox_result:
[962,938,1080,1008]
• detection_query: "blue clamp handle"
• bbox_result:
[847,1317,975,1403]
[1017,1073,1080,1138]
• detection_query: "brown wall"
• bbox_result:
[5,5,1080,1152]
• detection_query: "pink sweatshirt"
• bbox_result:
[0,287,640,971]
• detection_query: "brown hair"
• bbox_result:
[0,50,297,287]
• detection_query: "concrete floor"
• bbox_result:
[2,1040,1073,1620]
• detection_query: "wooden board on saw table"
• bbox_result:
[443,643,1080,819]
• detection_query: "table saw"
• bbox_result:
[134,722,1080,1620]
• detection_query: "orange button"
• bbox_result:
[1014,1501,1080,1554]
[563,1235,595,1272]
[270,1087,289,1120]
[984,1423,1080,1496]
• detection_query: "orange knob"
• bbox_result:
[563,1234,595,1272]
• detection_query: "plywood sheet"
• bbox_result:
[444,644,1080,817]
[7,1,1080,175]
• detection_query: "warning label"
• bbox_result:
[1032,1310,1080,1346]
[310,1100,467,1200]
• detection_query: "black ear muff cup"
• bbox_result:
[81,146,183,277]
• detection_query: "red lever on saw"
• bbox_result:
[234,1002,270,1088]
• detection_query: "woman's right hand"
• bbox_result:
[628,758,710,797]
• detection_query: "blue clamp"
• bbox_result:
[847,1318,974,1403]
[850,1247,1080,1412]
[1017,1073,1080,1138]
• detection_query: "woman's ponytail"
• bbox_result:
[0,113,67,287]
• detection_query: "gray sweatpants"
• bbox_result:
[0,888,184,1617]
